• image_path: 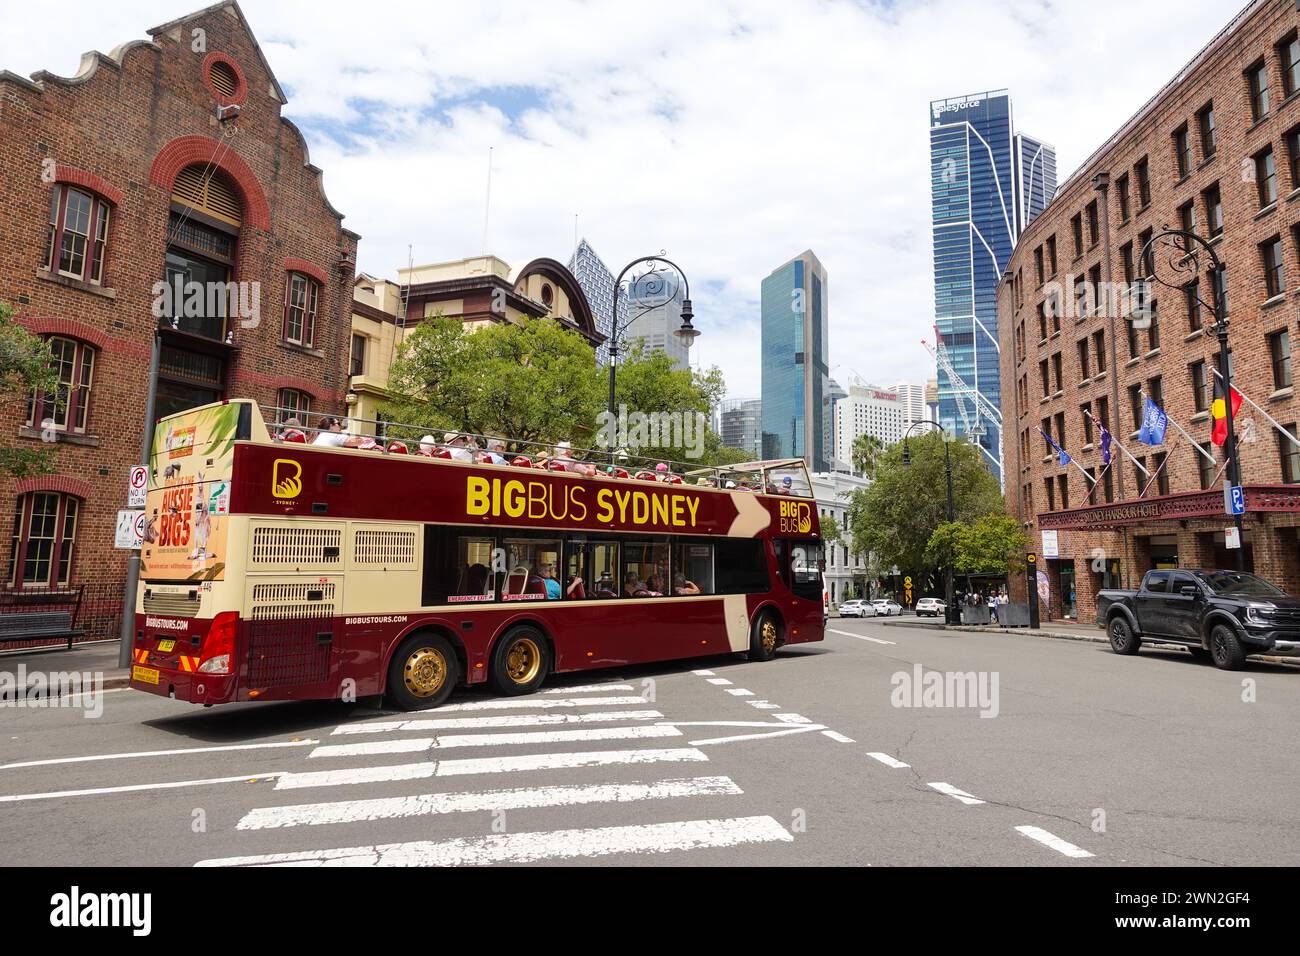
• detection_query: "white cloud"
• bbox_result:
[1,0,1238,401]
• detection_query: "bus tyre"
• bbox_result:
[490,626,551,695]
[1107,616,1140,656]
[748,610,781,662]
[388,633,459,711]
[1209,623,1246,670]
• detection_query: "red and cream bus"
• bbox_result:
[129,400,825,710]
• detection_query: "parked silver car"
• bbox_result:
[837,599,876,618]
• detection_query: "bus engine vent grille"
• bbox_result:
[250,582,336,620]
[251,526,342,567]
[142,591,200,618]
[354,529,418,568]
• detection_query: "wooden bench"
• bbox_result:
[0,611,87,649]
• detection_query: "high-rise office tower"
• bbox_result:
[568,238,622,366]
[719,398,763,459]
[760,250,830,471]
[622,272,690,370]
[929,90,1055,484]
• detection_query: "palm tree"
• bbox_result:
[851,434,886,479]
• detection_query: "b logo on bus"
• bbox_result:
[778,499,812,534]
[272,459,303,499]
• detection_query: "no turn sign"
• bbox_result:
[128,466,148,508]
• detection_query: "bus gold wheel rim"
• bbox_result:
[505,637,542,684]
[761,620,777,654]
[403,647,447,698]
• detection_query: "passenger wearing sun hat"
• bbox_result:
[443,431,473,462]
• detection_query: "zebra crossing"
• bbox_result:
[194,680,796,866]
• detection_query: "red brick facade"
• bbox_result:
[1001,0,1300,622]
[0,2,359,594]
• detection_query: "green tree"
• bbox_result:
[927,513,1028,576]
[819,513,843,548]
[384,316,604,448]
[846,431,1002,590]
[851,433,887,478]
[0,301,59,478]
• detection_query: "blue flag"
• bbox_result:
[1100,425,1112,466]
[1137,397,1168,445]
[1039,428,1071,467]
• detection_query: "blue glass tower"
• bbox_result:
[760,250,829,471]
[929,91,1055,485]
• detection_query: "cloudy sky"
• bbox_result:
[1,0,1241,400]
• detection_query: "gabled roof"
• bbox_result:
[148,0,286,104]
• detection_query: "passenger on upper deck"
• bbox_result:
[275,416,306,443]
[479,438,509,465]
[552,441,597,477]
[778,476,794,494]
[443,432,475,462]
[312,416,348,447]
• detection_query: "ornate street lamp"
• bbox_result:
[901,420,956,624]
[607,255,696,461]
[1137,227,1243,571]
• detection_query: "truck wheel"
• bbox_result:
[1107,616,1141,656]
[490,625,551,695]
[388,633,459,711]
[1209,624,1246,670]
[748,610,781,662]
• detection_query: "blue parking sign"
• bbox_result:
[1229,485,1245,515]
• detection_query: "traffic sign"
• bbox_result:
[115,510,145,550]
[1027,552,1037,565]
[1225,526,1241,550]
[1223,481,1245,516]
[128,466,148,508]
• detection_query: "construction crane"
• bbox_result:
[922,327,1003,472]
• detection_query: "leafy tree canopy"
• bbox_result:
[0,301,59,479]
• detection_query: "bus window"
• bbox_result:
[424,527,495,606]
[588,541,620,598]
[715,539,769,594]
[673,541,713,595]
[765,466,812,497]
[502,537,561,600]
[624,541,669,597]
[789,541,824,602]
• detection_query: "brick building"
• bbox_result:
[0,1,358,608]
[1001,0,1300,622]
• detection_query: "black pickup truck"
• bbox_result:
[1096,569,1300,669]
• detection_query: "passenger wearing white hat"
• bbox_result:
[443,431,474,462]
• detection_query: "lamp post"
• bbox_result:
[902,420,956,625]
[606,255,697,462]
[1137,227,1243,571]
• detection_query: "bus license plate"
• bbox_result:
[132,666,160,685]
[157,640,175,652]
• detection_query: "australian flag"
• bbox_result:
[1137,397,1168,445]
[1039,428,1072,468]
[1100,424,1112,466]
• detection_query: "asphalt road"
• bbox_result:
[2,619,1297,866]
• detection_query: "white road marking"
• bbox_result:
[725,688,754,696]
[866,752,910,769]
[691,669,715,676]
[275,747,710,790]
[542,683,633,694]
[309,739,431,759]
[774,713,813,724]
[748,701,781,710]
[330,710,663,735]
[1015,825,1095,859]
[435,696,647,712]
[828,628,896,646]
[239,776,742,830]
[821,731,855,743]
[0,772,283,803]
[433,724,681,749]
[0,739,317,770]
[197,815,794,867]
[705,678,733,685]
[687,725,827,746]
[928,782,984,805]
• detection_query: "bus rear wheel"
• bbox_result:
[748,610,781,662]
[490,626,551,695]
[388,633,459,711]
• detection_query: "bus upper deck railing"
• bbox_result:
[255,403,815,497]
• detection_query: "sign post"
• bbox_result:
[1026,553,1040,629]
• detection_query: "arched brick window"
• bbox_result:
[26,336,97,435]
[277,388,313,423]
[7,492,81,588]
[45,186,112,284]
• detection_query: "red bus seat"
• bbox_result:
[387,441,408,454]
[510,456,533,468]
[634,470,656,481]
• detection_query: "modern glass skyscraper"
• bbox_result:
[623,273,690,370]
[929,90,1055,485]
[760,250,830,471]
[568,238,622,366]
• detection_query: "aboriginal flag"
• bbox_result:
[1211,377,1242,446]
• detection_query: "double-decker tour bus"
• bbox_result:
[129,400,825,710]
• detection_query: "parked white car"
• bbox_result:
[871,599,903,616]
[915,597,946,618]
[837,599,876,618]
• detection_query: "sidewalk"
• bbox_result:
[877,615,1300,663]
[0,640,131,691]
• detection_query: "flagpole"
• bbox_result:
[1211,368,1300,449]
[1141,390,1217,464]
[1085,409,1149,477]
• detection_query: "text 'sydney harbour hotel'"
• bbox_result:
[1002,0,1300,621]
